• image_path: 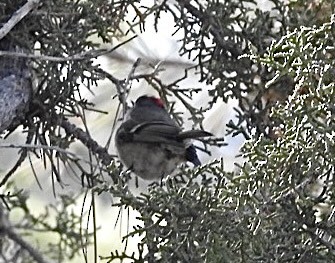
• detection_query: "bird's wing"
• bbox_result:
[129,121,183,146]
[177,130,212,140]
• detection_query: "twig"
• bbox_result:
[60,119,114,166]
[0,143,113,175]
[118,58,141,117]
[0,0,41,41]
[0,35,137,61]
[0,148,28,188]
[0,204,53,263]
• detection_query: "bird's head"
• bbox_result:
[135,95,165,109]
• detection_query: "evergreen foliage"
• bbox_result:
[0,0,334,262]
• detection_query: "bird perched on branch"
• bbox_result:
[115,95,212,180]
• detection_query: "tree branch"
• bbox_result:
[0,204,53,263]
[0,0,41,41]
[0,35,137,61]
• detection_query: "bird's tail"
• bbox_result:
[185,145,201,166]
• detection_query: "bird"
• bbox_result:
[115,95,212,180]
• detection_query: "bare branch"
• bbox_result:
[0,0,41,41]
[0,204,53,263]
[0,35,137,62]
